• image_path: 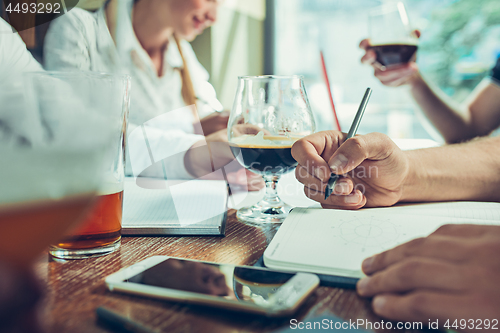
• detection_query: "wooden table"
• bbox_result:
[35,210,405,333]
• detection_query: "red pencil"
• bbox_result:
[320,51,342,131]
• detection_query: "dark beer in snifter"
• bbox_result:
[230,136,299,175]
[370,43,418,67]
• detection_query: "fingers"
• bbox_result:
[231,124,269,136]
[293,132,399,210]
[296,165,365,209]
[361,235,473,275]
[370,291,471,323]
[225,169,263,191]
[359,38,371,50]
[328,132,396,175]
[206,128,228,143]
[431,224,500,238]
[360,34,420,79]
[357,258,466,297]
[198,113,229,135]
[202,111,229,120]
[295,166,353,195]
[245,170,265,191]
[306,187,367,210]
[291,131,346,183]
[361,49,377,66]
[292,140,331,182]
[374,62,418,87]
[359,40,385,70]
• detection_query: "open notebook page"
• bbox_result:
[370,201,500,221]
[264,206,500,278]
[122,177,227,232]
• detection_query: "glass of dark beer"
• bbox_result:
[25,71,130,259]
[228,76,315,224]
[368,2,418,68]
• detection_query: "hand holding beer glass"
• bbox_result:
[361,2,420,87]
[228,76,315,224]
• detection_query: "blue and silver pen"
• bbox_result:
[324,88,373,200]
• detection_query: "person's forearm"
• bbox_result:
[401,136,500,202]
[184,139,212,178]
[409,73,476,143]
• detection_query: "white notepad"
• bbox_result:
[122,177,228,236]
[264,202,500,278]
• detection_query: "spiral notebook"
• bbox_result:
[122,177,228,236]
[264,202,500,278]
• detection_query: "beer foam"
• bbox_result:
[230,131,300,148]
[371,41,418,47]
[0,147,106,205]
[0,77,126,206]
[99,177,124,196]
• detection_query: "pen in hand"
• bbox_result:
[324,88,373,200]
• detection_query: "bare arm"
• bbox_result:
[466,79,500,137]
[409,75,500,143]
[184,129,264,191]
[403,135,500,202]
[360,38,500,143]
[292,132,500,210]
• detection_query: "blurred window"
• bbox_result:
[273,0,500,139]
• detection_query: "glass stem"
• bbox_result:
[261,175,282,207]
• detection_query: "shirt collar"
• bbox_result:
[165,38,184,69]
[112,0,184,74]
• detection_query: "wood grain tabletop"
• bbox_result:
[34,210,415,333]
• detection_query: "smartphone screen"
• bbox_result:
[125,258,295,305]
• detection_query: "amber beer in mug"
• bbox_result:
[0,193,96,269]
[0,71,129,266]
[42,72,131,259]
[51,188,123,256]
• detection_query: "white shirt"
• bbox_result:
[43,2,219,179]
[0,18,42,84]
[0,18,44,146]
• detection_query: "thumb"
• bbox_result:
[328,133,397,175]
[359,38,371,50]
